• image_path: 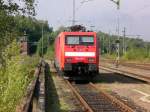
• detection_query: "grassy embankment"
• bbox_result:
[102,48,150,63]
[0,40,40,112]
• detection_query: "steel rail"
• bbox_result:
[100,65,150,83]
[89,83,134,112]
[121,63,150,70]
[66,80,135,112]
[101,59,150,70]
[65,80,94,112]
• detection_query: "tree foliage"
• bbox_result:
[14,16,53,53]
[0,0,36,39]
[0,0,36,15]
[0,0,37,64]
[97,31,150,60]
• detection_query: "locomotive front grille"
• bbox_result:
[64,63,98,72]
[88,64,97,71]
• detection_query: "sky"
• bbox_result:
[36,0,150,41]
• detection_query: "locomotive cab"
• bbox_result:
[64,35,98,76]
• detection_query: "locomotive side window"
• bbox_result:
[66,36,94,45]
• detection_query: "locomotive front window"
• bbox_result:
[80,36,94,45]
[66,36,80,45]
[66,36,94,45]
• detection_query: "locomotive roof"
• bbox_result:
[59,31,96,36]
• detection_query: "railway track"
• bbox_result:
[16,60,46,112]
[100,65,150,83]
[17,59,148,112]
[100,58,150,83]
[121,63,150,70]
[66,80,134,112]
[101,59,150,70]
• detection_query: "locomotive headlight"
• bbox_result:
[88,58,95,63]
[65,58,72,63]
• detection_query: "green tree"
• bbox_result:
[0,0,36,65]
[14,16,53,53]
[37,33,50,57]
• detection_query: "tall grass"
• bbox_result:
[102,48,150,62]
[0,40,39,112]
[123,48,150,61]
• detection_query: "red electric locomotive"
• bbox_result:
[54,25,99,80]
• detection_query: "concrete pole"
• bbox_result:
[122,27,126,54]
[72,0,75,25]
[42,23,44,58]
